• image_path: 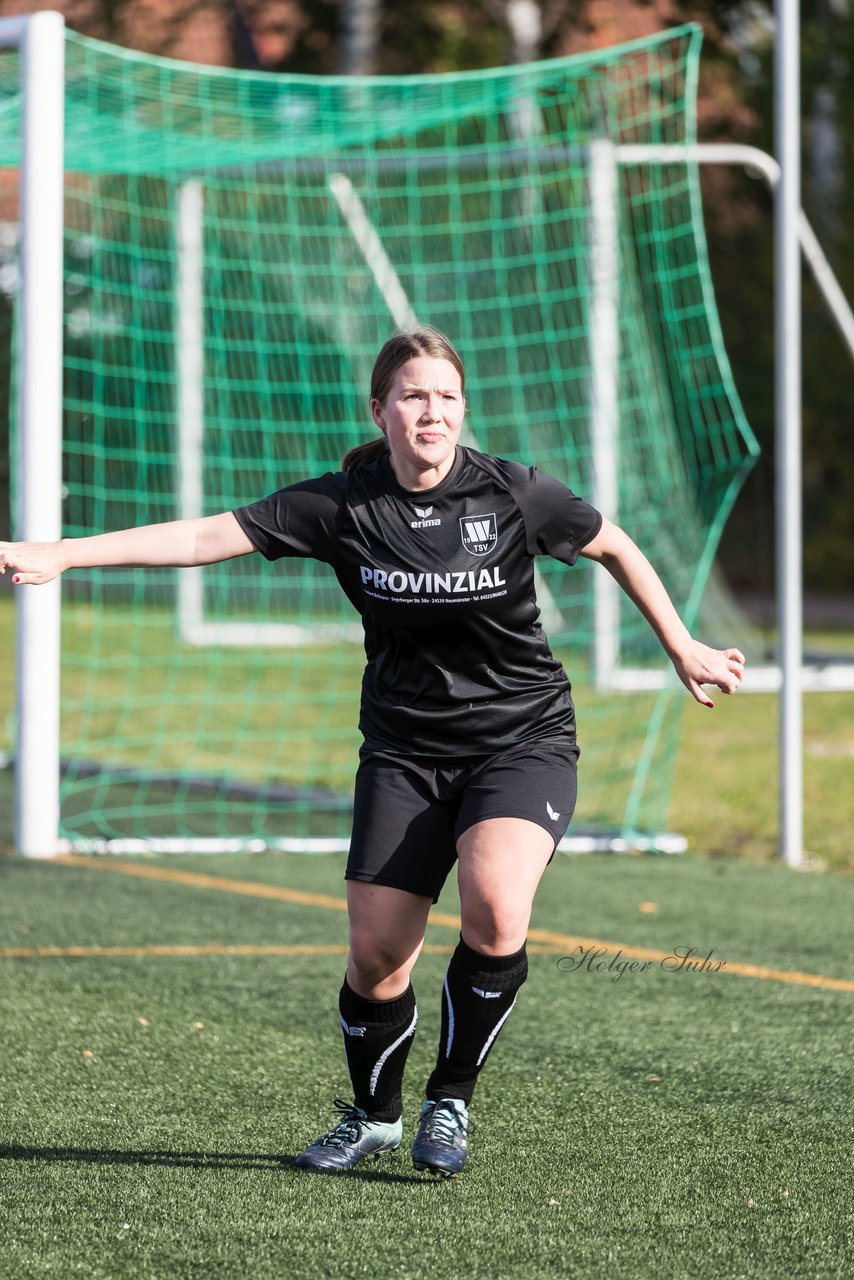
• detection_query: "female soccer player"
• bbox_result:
[0,328,744,1177]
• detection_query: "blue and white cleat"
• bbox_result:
[411,1097,471,1177]
[296,1098,403,1172]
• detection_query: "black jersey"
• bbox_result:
[233,446,602,756]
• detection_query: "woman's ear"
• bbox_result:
[370,398,386,431]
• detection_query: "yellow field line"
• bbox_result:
[0,942,564,960]
[54,854,353,912]
[1,943,353,959]
[42,853,854,994]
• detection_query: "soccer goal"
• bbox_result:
[2,19,759,856]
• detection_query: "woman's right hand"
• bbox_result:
[0,541,66,586]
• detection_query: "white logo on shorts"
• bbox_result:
[546,801,560,821]
[472,987,502,999]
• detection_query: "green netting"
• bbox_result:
[1,24,758,851]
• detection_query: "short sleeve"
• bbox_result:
[511,466,602,566]
[232,471,348,563]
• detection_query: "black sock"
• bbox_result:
[425,936,528,1105]
[338,979,417,1123]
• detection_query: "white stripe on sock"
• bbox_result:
[443,971,455,1057]
[475,995,517,1066]
[369,1008,418,1096]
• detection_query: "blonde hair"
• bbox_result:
[341,328,465,472]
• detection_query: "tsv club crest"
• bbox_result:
[459,513,497,556]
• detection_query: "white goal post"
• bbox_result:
[2,11,65,858]
[174,177,363,648]
[591,140,854,695]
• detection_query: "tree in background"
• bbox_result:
[702,1,854,596]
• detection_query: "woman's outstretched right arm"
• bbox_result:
[0,512,256,586]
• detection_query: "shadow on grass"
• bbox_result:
[0,1143,285,1171]
[0,1144,427,1183]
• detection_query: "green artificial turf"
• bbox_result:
[1,851,852,1279]
[671,687,854,868]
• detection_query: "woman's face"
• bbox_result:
[371,356,466,490]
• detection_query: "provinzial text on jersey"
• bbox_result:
[359,565,506,597]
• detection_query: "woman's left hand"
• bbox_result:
[671,642,745,707]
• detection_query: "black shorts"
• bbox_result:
[346,737,579,903]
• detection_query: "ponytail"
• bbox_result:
[341,437,389,472]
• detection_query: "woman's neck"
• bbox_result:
[387,449,457,492]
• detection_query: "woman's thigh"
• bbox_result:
[453,737,578,954]
[456,817,556,955]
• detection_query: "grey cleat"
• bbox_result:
[295,1098,403,1172]
[411,1097,471,1177]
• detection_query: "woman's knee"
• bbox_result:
[347,925,417,990]
[459,907,528,956]
[345,887,431,998]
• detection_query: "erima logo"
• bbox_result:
[472,987,502,999]
[340,1018,366,1037]
[410,503,441,529]
[546,801,560,821]
[460,512,498,556]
